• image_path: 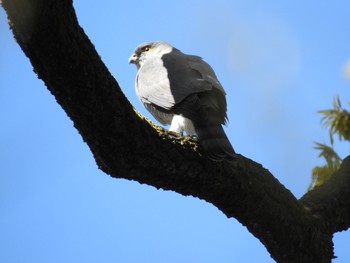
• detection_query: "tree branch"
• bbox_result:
[2,0,348,262]
[301,156,350,234]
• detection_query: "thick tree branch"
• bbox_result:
[2,0,348,262]
[301,156,350,234]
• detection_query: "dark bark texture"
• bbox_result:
[2,0,350,262]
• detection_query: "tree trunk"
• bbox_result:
[2,0,350,262]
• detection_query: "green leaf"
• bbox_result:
[319,96,350,142]
[309,142,342,190]
[310,95,349,190]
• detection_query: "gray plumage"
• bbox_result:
[129,41,235,161]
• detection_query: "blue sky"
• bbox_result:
[1,1,350,262]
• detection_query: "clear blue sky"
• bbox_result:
[1,1,349,262]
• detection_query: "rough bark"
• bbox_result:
[2,0,350,262]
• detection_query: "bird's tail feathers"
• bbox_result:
[195,125,235,161]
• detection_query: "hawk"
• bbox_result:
[129,41,235,161]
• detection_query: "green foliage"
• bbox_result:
[310,143,342,190]
[319,96,350,143]
[310,96,349,190]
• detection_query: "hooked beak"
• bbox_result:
[128,53,138,64]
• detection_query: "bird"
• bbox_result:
[129,41,235,161]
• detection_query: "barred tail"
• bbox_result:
[195,125,235,161]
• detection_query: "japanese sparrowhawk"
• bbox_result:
[129,41,235,161]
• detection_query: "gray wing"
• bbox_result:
[186,54,226,95]
[163,51,228,124]
[186,55,228,123]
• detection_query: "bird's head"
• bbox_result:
[129,41,173,69]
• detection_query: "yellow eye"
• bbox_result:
[143,46,151,52]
